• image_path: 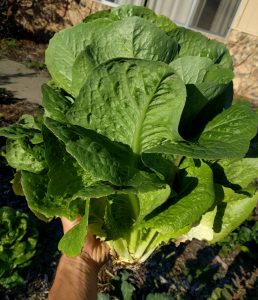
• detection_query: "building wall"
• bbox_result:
[231,0,258,36]
[226,0,258,107]
[227,29,258,107]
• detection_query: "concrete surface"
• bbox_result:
[0,59,50,104]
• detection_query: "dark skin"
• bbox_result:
[48,217,109,300]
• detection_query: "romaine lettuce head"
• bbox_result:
[0,5,257,264]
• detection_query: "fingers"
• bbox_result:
[60,217,110,267]
[83,233,110,266]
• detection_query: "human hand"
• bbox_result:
[49,218,109,300]
[61,217,110,270]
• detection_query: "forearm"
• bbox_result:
[48,254,99,300]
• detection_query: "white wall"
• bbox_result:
[232,0,258,36]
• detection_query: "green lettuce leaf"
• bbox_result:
[143,160,215,234]
[58,200,90,256]
[170,56,213,84]
[45,118,139,185]
[72,16,178,96]
[45,19,114,95]
[168,27,231,66]
[84,4,178,32]
[211,186,258,243]
[217,158,258,189]
[67,58,186,153]
[4,139,46,173]
[0,114,43,144]
[42,84,72,123]
[146,102,258,159]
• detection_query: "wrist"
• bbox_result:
[61,254,100,275]
[49,254,100,300]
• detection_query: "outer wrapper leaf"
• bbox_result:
[168,27,232,66]
[211,186,258,243]
[45,19,113,95]
[143,160,215,234]
[84,4,178,32]
[216,158,258,189]
[67,58,186,154]
[146,102,258,159]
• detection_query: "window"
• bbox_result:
[190,0,241,36]
[101,0,242,37]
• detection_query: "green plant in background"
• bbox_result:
[208,284,234,300]
[0,206,38,288]
[6,38,17,49]
[0,5,257,264]
[217,221,258,257]
[98,271,171,300]
[98,271,135,300]
[24,60,46,70]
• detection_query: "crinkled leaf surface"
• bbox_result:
[4,139,46,173]
[84,5,177,33]
[71,17,178,95]
[74,171,169,200]
[0,114,45,173]
[0,270,24,289]
[45,118,138,185]
[146,103,258,159]
[0,207,38,288]
[21,171,49,218]
[42,126,93,219]
[21,170,80,219]
[45,19,113,95]
[88,17,177,65]
[43,126,90,197]
[0,124,40,141]
[67,59,186,154]
[0,114,42,143]
[0,207,27,246]
[170,56,213,84]
[42,84,72,123]
[112,5,178,32]
[198,102,257,156]
[143,160,215,234]
[168,27,231,66]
